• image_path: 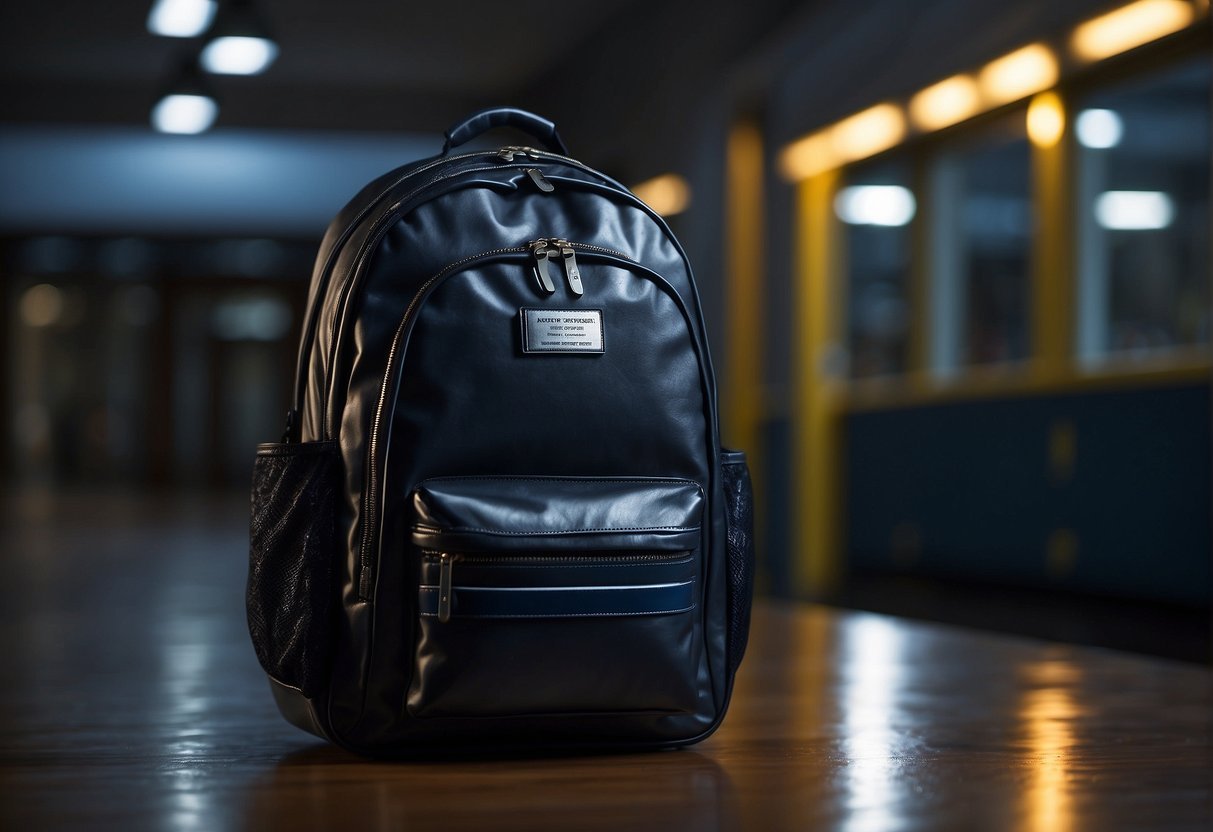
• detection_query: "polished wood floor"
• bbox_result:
[1,491,1210,830]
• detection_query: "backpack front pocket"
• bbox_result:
[406,476,705,719]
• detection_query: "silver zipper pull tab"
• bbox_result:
[527,168,554,193]
[558,241,583,296]
[438,553,455,623]
[498,146,519,161]
[530,240,556,293]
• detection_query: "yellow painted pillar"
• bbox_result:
[724,121,765,457]
[1028,90,1074,382]
[793,172,844,597]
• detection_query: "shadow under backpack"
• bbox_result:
[247,107,755,755]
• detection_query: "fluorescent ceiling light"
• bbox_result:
[151,94,218,134]
[909,75,981,131]
[632,173,691,216]
[978,44,1059,105]
[779,133,837,181]
[834,185,917,227]
[1071,0,1195,62]
[1094,190,1173,229]
[201,35,279,75]
[830,104,906,163]
[1076,109,1124,148]
[147,0,217,38]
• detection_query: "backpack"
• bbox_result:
[246,107,755,754]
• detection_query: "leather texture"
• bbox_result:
[442,106,568,155]
[251,108,751,754]
[412,477,704,553]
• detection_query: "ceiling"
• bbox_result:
[0,0,641,132]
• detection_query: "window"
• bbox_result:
[928,115,1032,374]
[1075,56,1212,363]
[837,162,914,378]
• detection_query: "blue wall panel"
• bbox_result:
[845,382,1211,605]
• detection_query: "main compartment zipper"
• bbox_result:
[425,551,692,623]
[356,240,639,600]
[306,146,599,439]
[530,238,586,295]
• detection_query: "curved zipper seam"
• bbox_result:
[357,246,527,599]
[421,552,692,564]
[293,148,508,418]
[322,166,534,437]
[320,157,607,438]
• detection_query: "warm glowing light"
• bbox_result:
[834,185,917,226]
[20,284,64,328]
[780,104,905,181]
[1026,92,1066,147]
[1075,108,1124,148]
[147,0,217,37]
[200,36,279,75]
[151,94,218,134]
[1071,0,1196,62]
[830,103,906,162]
[779,132,837,181]
[1019,658,1081,832]
[909,75,982,130]
[979,44,1059,105]
[1095,190,1174,229]
[632,173,691,216]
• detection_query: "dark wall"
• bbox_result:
[846,382,1213,605]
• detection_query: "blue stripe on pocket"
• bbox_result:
[419,580,696,618]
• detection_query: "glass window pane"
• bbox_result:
[1075,56,1212,363]
[928,116,1032,373]
[839,162,914,378]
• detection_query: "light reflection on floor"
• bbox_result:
[1019,655,1083,832]
[839,615,907,832]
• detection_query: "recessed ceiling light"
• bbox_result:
[152,94,218,134]
[147,0,218,38]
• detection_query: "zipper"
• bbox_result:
[499,145,544,162]
[529,238,626,295]
[425,550,692,623]
[357,244,528,598]
[526,168,554,192]
[309,145,600,438]
[357,242,665,601]
[437,553,456,623]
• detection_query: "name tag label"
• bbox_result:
[520,308,605,354]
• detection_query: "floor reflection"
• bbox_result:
[243,746,739,832]
[1019,655,1082,832]
[839,615,908,832]
[5,492,1210,831]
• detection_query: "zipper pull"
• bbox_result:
[438,553,456,623]
[527,168,554,193]
[556,240,583,296]
[530,239,556,293]
[499,146,542,162]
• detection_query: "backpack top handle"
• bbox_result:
[441,107,569,156]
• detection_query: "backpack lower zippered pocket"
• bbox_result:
[406,476,705,719]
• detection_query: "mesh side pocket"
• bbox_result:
[721,449,755,676]
[248,440,340,698]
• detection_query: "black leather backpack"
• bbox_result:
[247,107,755,754]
